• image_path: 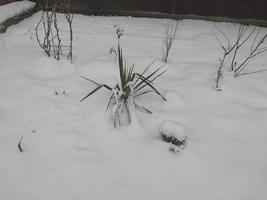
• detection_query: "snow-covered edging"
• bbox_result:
[0,0,36,33]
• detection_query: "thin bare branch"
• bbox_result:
[235,69,267,78]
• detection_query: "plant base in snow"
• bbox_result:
[111,95,132,128]
[159,120,187,152]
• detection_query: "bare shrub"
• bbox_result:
[36,0,74,61]
[36,0,61,59]
[213,24,267,90]
[162,19,179,63]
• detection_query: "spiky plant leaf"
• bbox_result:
[80,76,101,86]
[135,103,152,114]
[135,69,167,94]
[134,90,153,98]
[135,73,167,101]
[134,64,165,92]
[80,84,112,102]
[134,60,155,85]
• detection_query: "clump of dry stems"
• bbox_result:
[213,24,267,90]
[36,0,74,61]
[162,19,179,63]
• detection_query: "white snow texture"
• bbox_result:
[0,1,267,200]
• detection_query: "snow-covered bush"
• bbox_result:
[81,44,167,127]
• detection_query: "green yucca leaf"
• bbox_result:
[129,64,134,78]
[135,73,167,101]
[80,85,105,102]
[135,103,153,114]
[80,76,113,102]
[134,90,153,97]
[134,60,155,85]
[80,76,112,91]
[149,69,168,82]
[134,64,165,91]
[135,68,167,94]
[118,43,125,88]
[140,60,155,76]
[125,65,134,89]
[80,76,101,86]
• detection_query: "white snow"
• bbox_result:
[0,0,35,24]
[0,11,267,200]
[159,120,186,141]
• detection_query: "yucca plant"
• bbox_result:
[81,44,167,127]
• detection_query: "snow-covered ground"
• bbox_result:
[0,0,35,24]
[0,11,267,200]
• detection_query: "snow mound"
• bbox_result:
[159,120,186,141]
[0,0,35,24]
